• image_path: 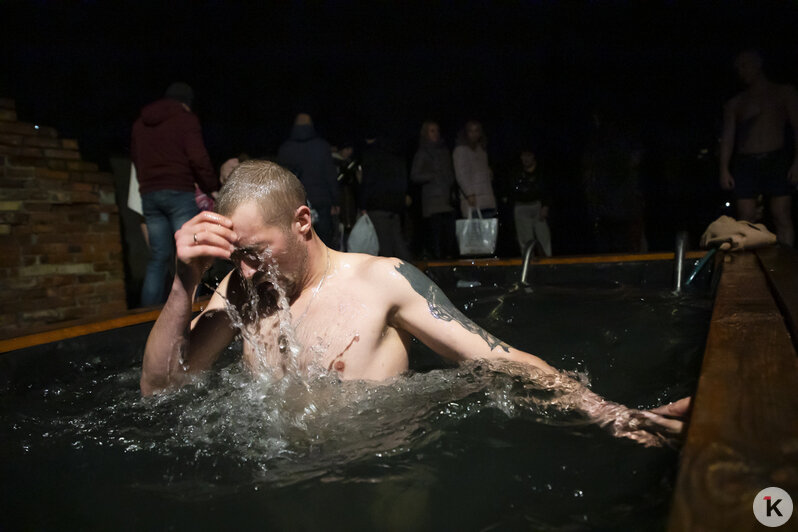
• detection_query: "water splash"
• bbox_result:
[206,246,304,380]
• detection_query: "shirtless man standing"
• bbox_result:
[720,49,798,246]
[141,160,686,445]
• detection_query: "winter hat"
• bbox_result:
[164,82,194,107]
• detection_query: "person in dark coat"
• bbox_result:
[411,121,456,259]
[131,82,219,306]
[277,114,340,248]
[359,136,411,260]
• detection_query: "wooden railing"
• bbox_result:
[0,299,208,353]
[668,249,798,531]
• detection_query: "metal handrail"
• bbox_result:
[673,231,688,292]
[520,241,537,285]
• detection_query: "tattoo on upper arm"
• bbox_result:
[395,261,510,352]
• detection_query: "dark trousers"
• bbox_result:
[425,211,456,259]
[369,210,411,261]
[311,201,338,250]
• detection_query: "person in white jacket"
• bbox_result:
[452,121,497,219]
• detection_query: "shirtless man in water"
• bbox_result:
[720,49,798,246]
[141,160,686,445]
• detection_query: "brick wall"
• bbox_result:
[0,97,127,338]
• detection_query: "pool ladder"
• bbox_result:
[520,240,537,285]
[673,231,688,292]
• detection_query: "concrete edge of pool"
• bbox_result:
[667,247,798,532]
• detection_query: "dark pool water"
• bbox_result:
[1,263,713,531]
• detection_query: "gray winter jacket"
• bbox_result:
[410,139,455,218]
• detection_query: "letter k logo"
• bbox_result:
[765,496,783,517]
[754,487,792,526]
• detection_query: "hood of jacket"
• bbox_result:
[289,123,318,142]
[140,99,188,127]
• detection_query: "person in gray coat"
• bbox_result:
[411,121,456,259]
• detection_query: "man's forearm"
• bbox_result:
[719,104,736,175]
[140,270,199,395]
[493,352,665,446]
[719,139,733,173]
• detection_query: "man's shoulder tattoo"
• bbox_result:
[394,261,510,352]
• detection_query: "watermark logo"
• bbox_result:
[753,487,793,527]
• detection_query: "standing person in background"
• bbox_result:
[131,82,219,306]
[359,134,412,260]
[453,121,497,219]
[332,140,360,241]
[220,153,249,187]
[513,147,552,257]
[277,113,340,249]
[582,109,645,253]
[719,49,798,246]
[411,121,456,259]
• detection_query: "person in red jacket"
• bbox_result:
[131,82,219,306]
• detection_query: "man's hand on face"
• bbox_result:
[174,211,238,283]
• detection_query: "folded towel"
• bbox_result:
[699,215,777,251]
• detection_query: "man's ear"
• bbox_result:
[295,205,313,236]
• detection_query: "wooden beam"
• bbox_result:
[0,299,208,353]
[757,246,798,352]
[668,252,798,531]
[416,250,705,269]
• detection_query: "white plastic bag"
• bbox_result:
[456,209,498,256]
[127,163,143,216]
[347,213,379,255]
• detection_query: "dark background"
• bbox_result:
[2,0,797,253]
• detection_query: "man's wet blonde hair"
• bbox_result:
[216,160,307,230]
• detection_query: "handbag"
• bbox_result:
[456,209,498,256]
[347,213,379,255]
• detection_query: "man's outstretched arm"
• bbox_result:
[140,212,238,396]
[386,260,686,446]
[388,259,556,375]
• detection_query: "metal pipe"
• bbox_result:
[673,231,688,292]
[520,241,536,285]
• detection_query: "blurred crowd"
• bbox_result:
[128,48,798,306]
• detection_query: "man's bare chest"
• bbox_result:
[240,291,404,378]
[737,91,786,124]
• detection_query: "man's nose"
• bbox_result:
[239,261,258,279]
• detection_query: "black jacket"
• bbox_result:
[277,124,339,206]
[359,140,407,214]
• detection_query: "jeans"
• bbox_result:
[141,190,199,306]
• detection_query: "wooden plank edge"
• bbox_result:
[667,250,798,531]
[755,246,798,355]
[0,299,209,354]
[416,250,706,269]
